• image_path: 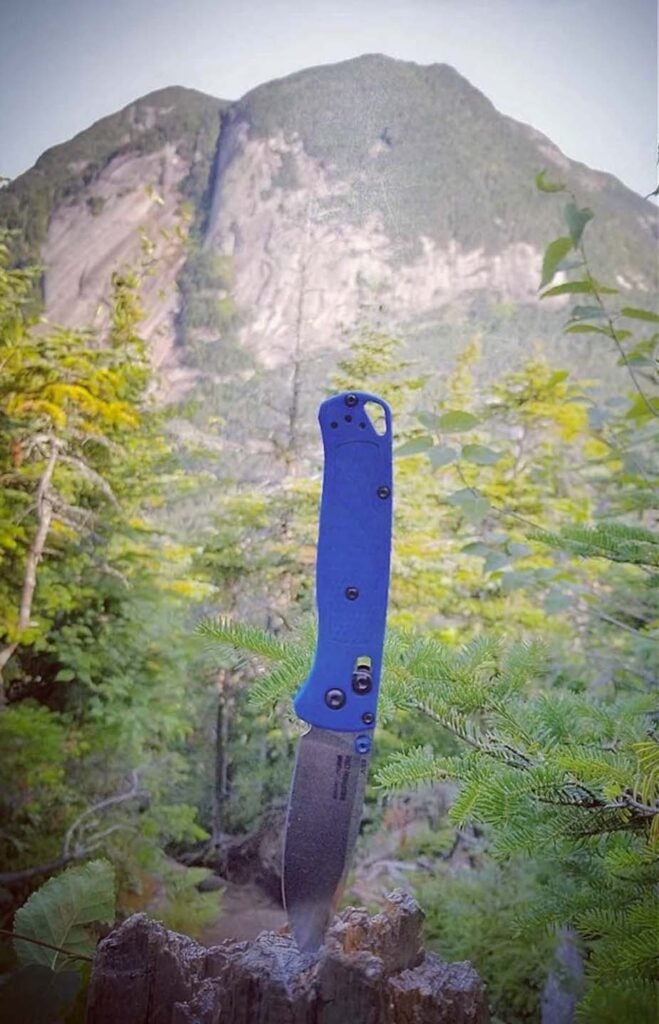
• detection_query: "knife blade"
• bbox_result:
[282,390,393,953]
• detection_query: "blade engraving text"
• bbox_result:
[332,754,352,801]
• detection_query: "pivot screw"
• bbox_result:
[377,485,391,499]
[355,735,372,755]
[345,586,359,600]
[325,688,346,709]
[345,394,358,407]
[362,711,375,726]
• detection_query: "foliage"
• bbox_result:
[0,701,78,870]
[176,247,242,368]
[2,79,656,1019]
[198,193,658,1020]
[13,859,115,970]
[0,236,214,923]
[416,857,554,1024]
[1,860,114,1024]
[377,195,659,1021]
[535,169,658,420]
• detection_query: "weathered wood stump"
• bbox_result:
[86,889,488,1024]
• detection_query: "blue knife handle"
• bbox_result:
[293,391,392,733]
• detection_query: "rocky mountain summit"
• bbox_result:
[2,55,657,400]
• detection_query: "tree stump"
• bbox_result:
[85,889,489,1023]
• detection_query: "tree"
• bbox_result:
[0,236,209,908]
[0,241,151,695]
[196,193,658,1021]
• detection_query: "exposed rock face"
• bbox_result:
[42,144,195,400]
[204,118,543,369]
[85,891,489,1024]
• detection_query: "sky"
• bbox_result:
[1,0,657,198]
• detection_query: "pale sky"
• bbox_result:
[1,0,657,197]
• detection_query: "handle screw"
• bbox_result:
[325,688,346,709]
[362,711,375,726]
[355,735,372,755]
[345,586,359,600]
[377,485,391,499]
[345,393,358,407]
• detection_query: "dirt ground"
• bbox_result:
[200,880,287,945]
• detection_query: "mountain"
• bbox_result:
[203,55,656,373]
[0,86,227,396]
[2,55,657,402]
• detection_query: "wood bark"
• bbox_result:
[211,670,231,852]
[0,439,59,696]
[86,889,489,1024]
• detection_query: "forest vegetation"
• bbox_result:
[0,167,657,1024]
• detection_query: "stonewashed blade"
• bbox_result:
[283,726,369,953]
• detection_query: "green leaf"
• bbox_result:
[14,859,115,970]
[438,411,479,432]
[564,201,594,246]
[55,669,75,682]
[535,169,566,193]
[395,436,434,457]
[620,306,659,323]
[540,237,573,287]
[428,444,458,468]
[625,394,659,421]
[541,280,617,298]
[461,444,502,466]
[625,336,658,364]
[541,280,593,298]
[564,324,615,337]
[461,541,491,556]
[446,488,490,521]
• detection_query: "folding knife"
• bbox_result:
[282,390,393,953]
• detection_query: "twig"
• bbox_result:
[0,854,74,886]
[577,239,658,418]
[0,927,94,963]
[595,610,658,641]
[63,771,145,856]
[0,773,147,887]
[605,794,659,817]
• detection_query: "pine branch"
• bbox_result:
[532,524,659,567]
[248,651,313,709]
[196,617,295,661]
